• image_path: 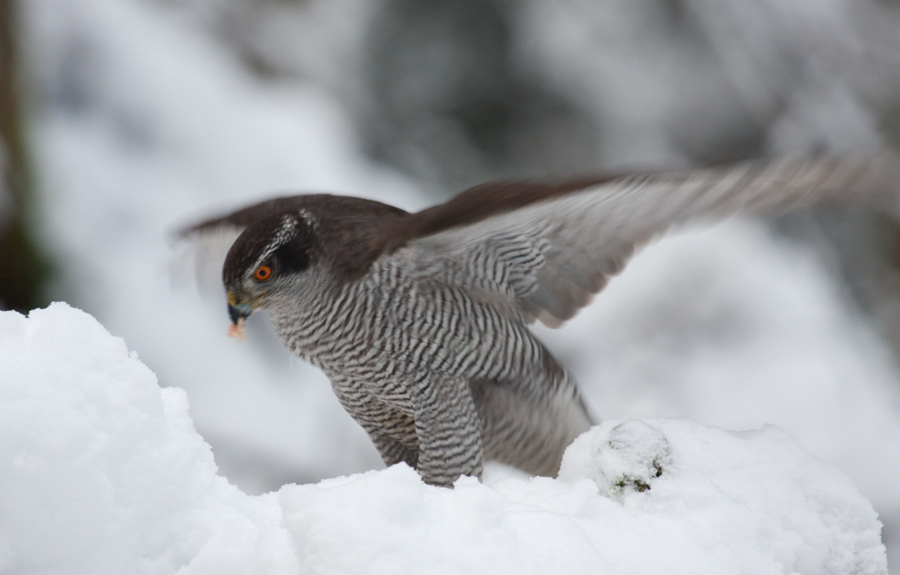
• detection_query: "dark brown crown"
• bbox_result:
[210,195,408,285]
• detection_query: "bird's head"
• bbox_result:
[222,211,318,336]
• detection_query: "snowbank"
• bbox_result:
[0,303,887,574]
[22,4,900,568]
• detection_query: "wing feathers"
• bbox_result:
[400,153,900,327]
[175,153,900,327]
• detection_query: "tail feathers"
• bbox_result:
[471,372,595,477]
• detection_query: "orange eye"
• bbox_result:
[254,265,272,282]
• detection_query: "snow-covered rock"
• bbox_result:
[0,303,887,574]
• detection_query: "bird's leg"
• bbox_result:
[330,384,420,469]
[368,431,419,469]
[413,375,484,487]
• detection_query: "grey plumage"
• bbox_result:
[183,153,900,487]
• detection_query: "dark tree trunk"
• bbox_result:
[0,0,50,312]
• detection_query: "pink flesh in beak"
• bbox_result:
[227,317,247,341]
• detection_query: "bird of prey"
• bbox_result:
[183,153,899,487]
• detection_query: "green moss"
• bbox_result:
[609,456,665,495]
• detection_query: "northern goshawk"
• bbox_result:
[184,154,900,487]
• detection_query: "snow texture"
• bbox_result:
[0,303,888,574]
[18,0,900,568]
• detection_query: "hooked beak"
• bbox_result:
[228,301,252,325]
[226,291,254,327]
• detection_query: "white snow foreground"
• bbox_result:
[0,303,888,575]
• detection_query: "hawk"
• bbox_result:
[184,154,899,487]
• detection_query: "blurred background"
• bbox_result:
[3,0,900,567]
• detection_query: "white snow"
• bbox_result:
[0,303,888,574]
[17,0,900,569]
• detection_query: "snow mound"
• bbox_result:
[0,304,888,575]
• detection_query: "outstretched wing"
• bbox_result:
[392,154,900,327]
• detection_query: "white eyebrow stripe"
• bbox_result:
[297,209,316,229]
[251,213,305,271]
